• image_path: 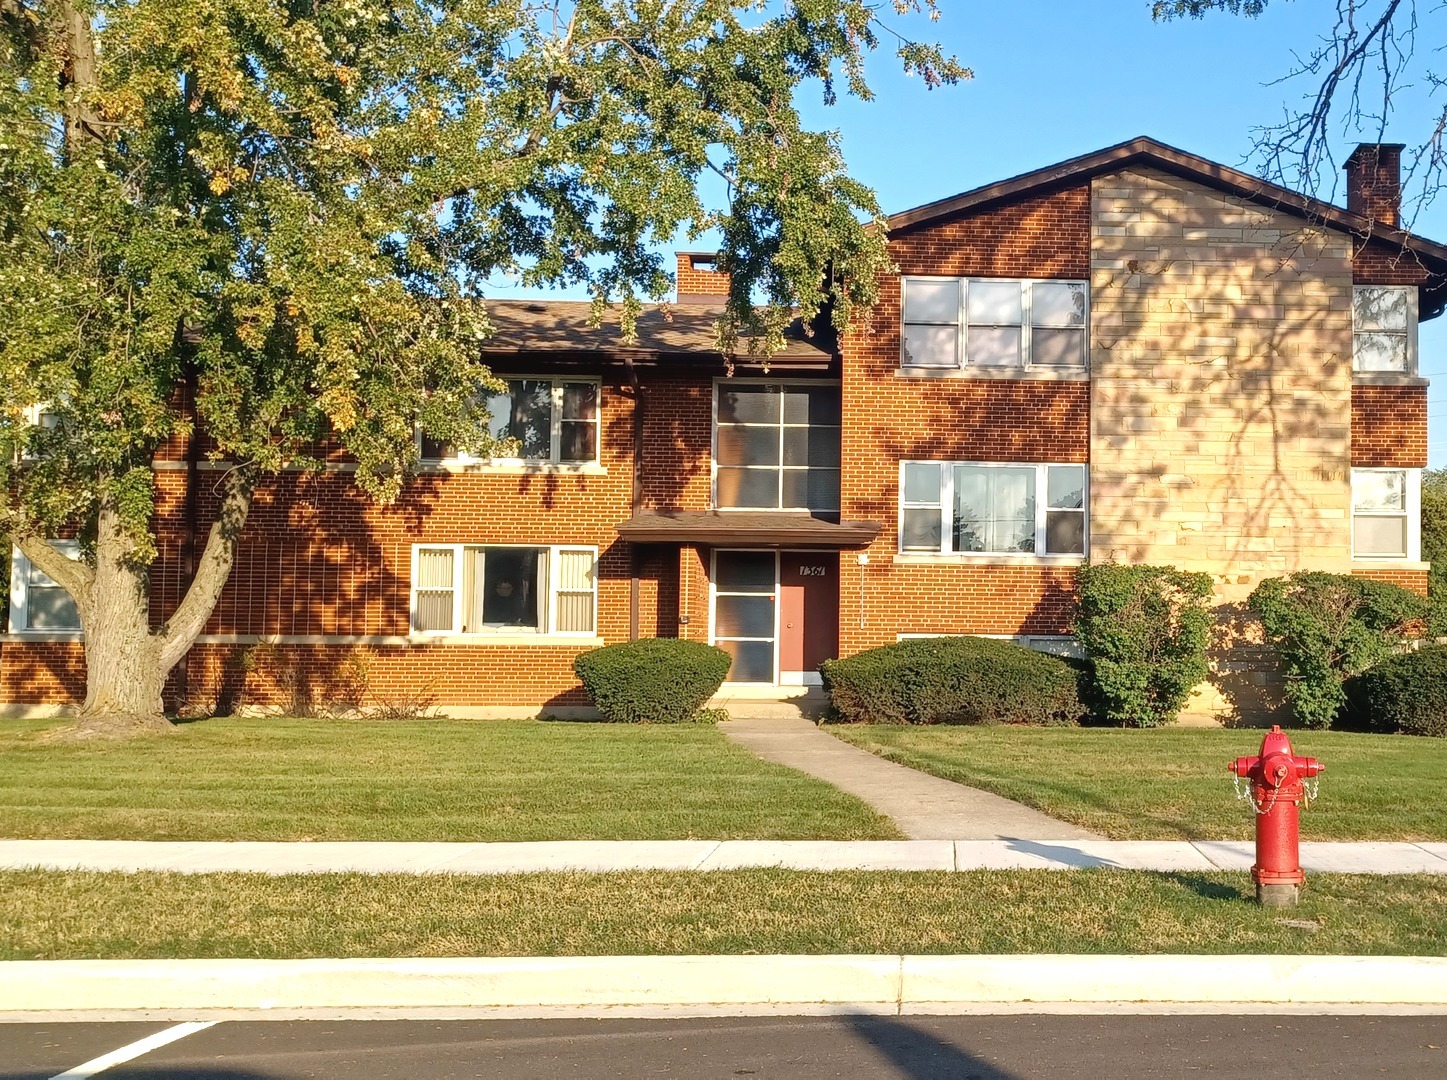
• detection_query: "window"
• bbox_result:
[410,545,597,635]
[9,542,81,632]
[1353,286,1414,374]
[714,382,841,512]
[901,278,1087,372]
[1352,468,1417,559]
[421,378,599,464]
[899,461,1086,557]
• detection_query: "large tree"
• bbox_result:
[0,0,965,734]
[1155,0,1446,223]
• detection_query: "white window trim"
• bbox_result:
[1350,467,1421,561]
[419,377,602,466]
[1352,285,1418,377]
[710,377,842,513]
[897,460,1088,561]
[408,543,599,638]
[900,276,1090,374]
[896,631,1083,658]
[10,542,82,635]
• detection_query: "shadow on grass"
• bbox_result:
[1161,871,1250,902]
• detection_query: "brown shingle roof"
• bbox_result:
[616,509,879,547]
[480,300,833,360]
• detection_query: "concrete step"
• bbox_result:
[709,686,829,720]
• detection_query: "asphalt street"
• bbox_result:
[5,1014,1447,1079]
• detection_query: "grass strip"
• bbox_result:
[2,869,1444,959]
[0,718,898,841]
[826,725,1447,841]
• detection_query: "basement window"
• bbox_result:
[410,544,597,635]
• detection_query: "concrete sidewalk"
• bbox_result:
[4,838,1446,874]
[719,717,1101,840]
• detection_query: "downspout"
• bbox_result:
[625,358,643,641]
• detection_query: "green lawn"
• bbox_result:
[827,725,1447,841]
[2,868,1443,958]
[0,717,898,841]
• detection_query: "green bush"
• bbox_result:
[1072,563,1214,728]
[572,639,732,723]
[1249,572,1427,729]
[819,635,1084,727]
[1342,646,1447,737]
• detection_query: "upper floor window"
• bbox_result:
[410,544,597,635]
[421,378,599,464]
[1353,286,1415,374]
[900,461,1086,557]
[9,542,81,632]
[714,381,841,512]
[1351,468,1418,559]
[901,278,1087,372]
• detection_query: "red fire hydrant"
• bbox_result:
[1229,726,1323,907]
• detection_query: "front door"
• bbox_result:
[778,552,840,684]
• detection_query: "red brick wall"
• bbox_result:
[1351,385,1428,467]
[0,368,719,711]
[1352,567,1429,596]
[838,185,1092,653]
[1353,238,1433,285]
[676,253,731,300]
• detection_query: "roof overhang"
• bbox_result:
[617,510,880,548]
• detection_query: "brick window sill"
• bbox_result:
[895,367,1090,383]
[891,553,1086,568]
[1350,559,1430,571]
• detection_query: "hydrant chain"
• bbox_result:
[1228,725,1324,908]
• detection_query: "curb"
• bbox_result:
[3,955,1446,1018]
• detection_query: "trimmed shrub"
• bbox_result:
[1072,563,1214,728]
[819,635,1084,727]
[1249,572,1427,729]
[1342,645,1447,737]
[573,639,732,723]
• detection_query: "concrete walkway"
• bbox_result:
[719,716,1101,840]
[5,838,1446,874]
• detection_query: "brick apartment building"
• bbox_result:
[4,137,1443,721]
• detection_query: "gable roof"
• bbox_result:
[888,136,1447,285]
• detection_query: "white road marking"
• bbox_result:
[49,1020,218,1078]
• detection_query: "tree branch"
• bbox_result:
[157,465,256,671]
[12,531,93,599]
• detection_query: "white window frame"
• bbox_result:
[897,460,1088,559]
[9,542,82,634]
[900,277,1089,373]
[1350,467,1421,561]
[408,543,599,637]
[419,377,601,465]
[1351,285,1418,376]
[896,632,1084,658]
[710,378,842,513]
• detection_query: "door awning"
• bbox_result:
[616,510,880,548]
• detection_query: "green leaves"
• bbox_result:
[0,0,961,558]
[1249,572,1429,729]
[1073,563,1215,729]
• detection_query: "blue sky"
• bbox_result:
[494,1,1447,465]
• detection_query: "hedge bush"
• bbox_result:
[1249,572,1427,729]
[819,635,1084,727]
[1072,563,1214,728]
[1342,646,1447,737]
[573,639,732,723]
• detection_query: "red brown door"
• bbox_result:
[778,552,840,681]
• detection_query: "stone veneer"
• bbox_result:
[1090,167,1356,722]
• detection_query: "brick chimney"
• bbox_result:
[1344,143,1405,227]
[676,252,731,304]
